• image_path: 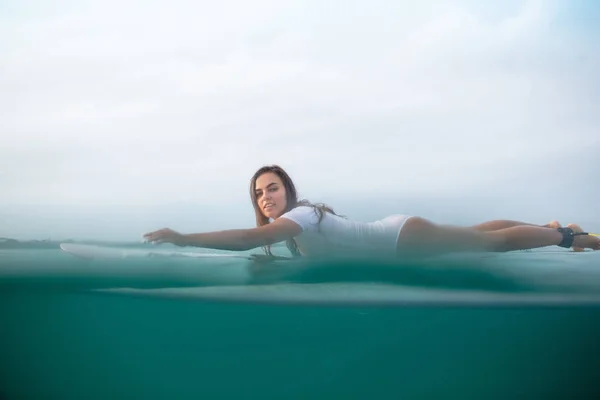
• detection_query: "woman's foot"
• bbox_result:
[544,220,562,229]
[567,223,586,252]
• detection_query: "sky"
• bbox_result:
[1,0,599,241]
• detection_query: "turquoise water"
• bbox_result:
[1,245,600,398]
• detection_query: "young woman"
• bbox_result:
[143,165,600,258]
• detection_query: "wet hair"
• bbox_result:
[249,165,342,257]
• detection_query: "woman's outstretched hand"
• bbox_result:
[143,228,185,246]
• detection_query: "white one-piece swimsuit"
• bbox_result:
[278,206,412,258]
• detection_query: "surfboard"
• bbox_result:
[60,243,252,260]
[58,241,598,265]
[60,243,596,262]
[36,242,597,294]
[94,283,600,307]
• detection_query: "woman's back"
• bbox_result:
[278,206,411,258]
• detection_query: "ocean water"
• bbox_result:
[1,244,600,399]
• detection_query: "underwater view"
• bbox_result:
[1,240,599,399]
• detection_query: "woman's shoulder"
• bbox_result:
[278,206,320,231]
[280,205,318,219]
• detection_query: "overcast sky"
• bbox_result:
[1,0,599,240]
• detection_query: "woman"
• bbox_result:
[143,165,600,258]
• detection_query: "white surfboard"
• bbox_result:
[54,242,296,286]
[60,243,252,260]
[95,283,600,307]
[52,243,600,292]
[60,243,597,262]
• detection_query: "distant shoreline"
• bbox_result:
[0,238,64,249]
[0,238,138,249]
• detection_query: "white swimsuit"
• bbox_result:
[278,206,412,258]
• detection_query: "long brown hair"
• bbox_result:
[249,165,341,257]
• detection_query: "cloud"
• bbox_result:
[1,0,599,239]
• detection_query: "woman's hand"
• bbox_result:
[143,228,186,246]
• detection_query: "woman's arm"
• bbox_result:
[143,218,302,251]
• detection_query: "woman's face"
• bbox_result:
[254,172,288,219]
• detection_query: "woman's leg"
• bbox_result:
[471,220,584,252]
[567,223,585,252]
[471,220,561,232]
[396,217,599,257]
